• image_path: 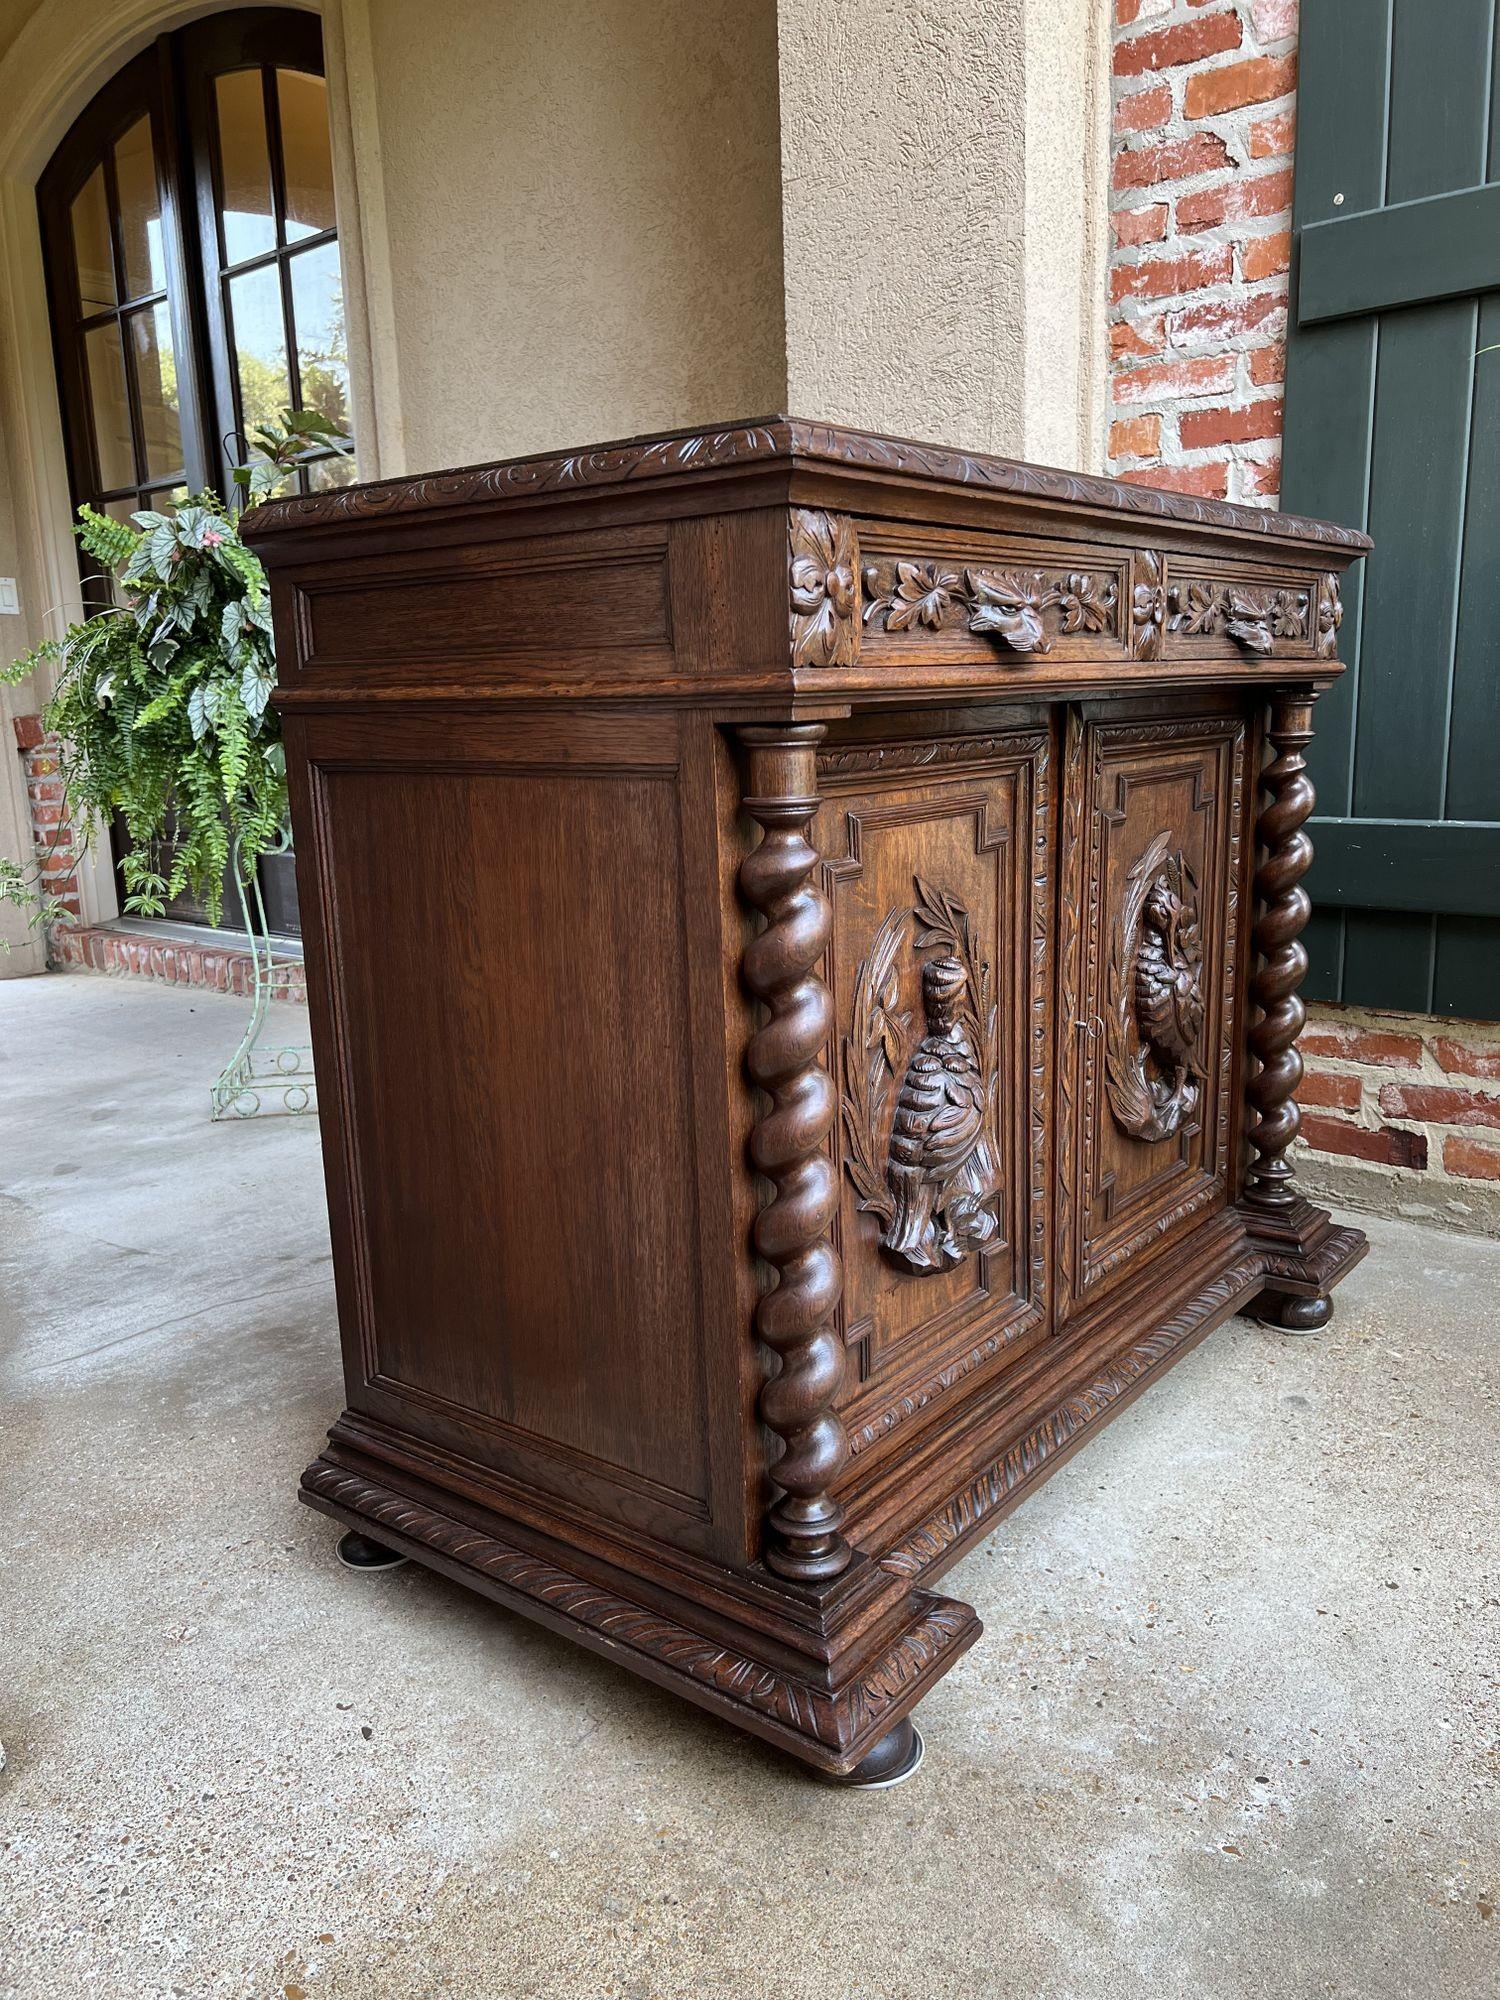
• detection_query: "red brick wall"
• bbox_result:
[13,713,82,924]
[1299,1006,1500,1194]
[1109,0,1297,505]
[49,918,307,1001]
[12,709,306,1003]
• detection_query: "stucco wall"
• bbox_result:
[0,393,45,970]
[776,0,1028,455]
[0,0,43,69]
[365,0,786,472]
[776,0,1108,468]
[1022,0,1109,470]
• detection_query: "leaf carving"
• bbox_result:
[841,907,907,1225]
[860,557,1119,656]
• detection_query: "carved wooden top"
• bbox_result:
[243,413,1371,554]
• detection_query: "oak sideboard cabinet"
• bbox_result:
[247,418,1369,1787]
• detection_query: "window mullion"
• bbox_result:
[98,142,149,496]
[263,63,288,253]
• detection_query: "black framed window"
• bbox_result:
[37,9,351,932]
[38,47,204,537]
[182,9,354,497]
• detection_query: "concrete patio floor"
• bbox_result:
[2,969,1496,2000]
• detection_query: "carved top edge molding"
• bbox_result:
[243,416,1373,553]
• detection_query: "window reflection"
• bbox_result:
[71,165,115,314]
[278,69,335,241]
[130,301,182,480]
[215,68,275,264]
[290,239,348,431]
[115,114,165,298]
[228,262,290,429]
[84,321,133,489]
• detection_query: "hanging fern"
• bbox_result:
[2,409,348,930]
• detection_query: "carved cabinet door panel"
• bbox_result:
[1055,704,1249,1318]
[814,723,1053,1482]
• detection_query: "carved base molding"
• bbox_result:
[878,1248,1266,1580]
[873,1194,1367,1583]
[300,1455,980,1777]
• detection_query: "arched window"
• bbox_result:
[37,8,351,931]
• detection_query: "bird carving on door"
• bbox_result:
[883,955,1001,1275]
[840,878,1003,1277]
[1134,873,1206,1085]
[1104,835,1207,1144]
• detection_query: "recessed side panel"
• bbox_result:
[299,714,717,1545]
[814,722,1054,1490]
[1056,706,1247,1316]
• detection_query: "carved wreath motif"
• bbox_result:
[790,509,860,667]
[841,877,1001,1275]
[862,561,1117,654]
[1103,833,1207,1144]
[1167,579,1309,655]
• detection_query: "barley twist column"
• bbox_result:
[738,723,850,1584]
[1245,693,1318,1211]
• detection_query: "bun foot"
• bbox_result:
[1252,1288,1333,1334]
[825,1716,925,1789]
[336,1529,410,1571]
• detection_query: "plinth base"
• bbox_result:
[301,1450,980,1780]
[1240,1196,1367,1333]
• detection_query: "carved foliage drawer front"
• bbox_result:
[858,533,1129,666]
[1154,558,1336,662]
[789,513,1341,675]
[814,727,1052,1468]
[1056,710,1247,1313]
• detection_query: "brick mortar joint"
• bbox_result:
[1107,1,1299,503]
[1296,1001,1500,1179]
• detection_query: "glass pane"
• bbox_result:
[215,68,275,264]
[70,164,116,313]
[129,302,181,480]
[100,497,140,604]
[115,114,164,298]
[277,70,335,242]
[84,320,134,489]
[227,263,289,432]
[288,239,349,433]
[306,452,357,490]
[145,483,191,508]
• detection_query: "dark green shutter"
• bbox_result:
[1282,0,1500,1017]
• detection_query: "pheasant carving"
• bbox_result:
[1135,874,1206,1081]
[884,956,1002,1274]
[841,879,1002,1278]
[1104,837,1207,1144]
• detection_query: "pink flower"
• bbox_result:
[203,529,225,547]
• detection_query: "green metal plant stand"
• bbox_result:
[210,839,316,1120]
